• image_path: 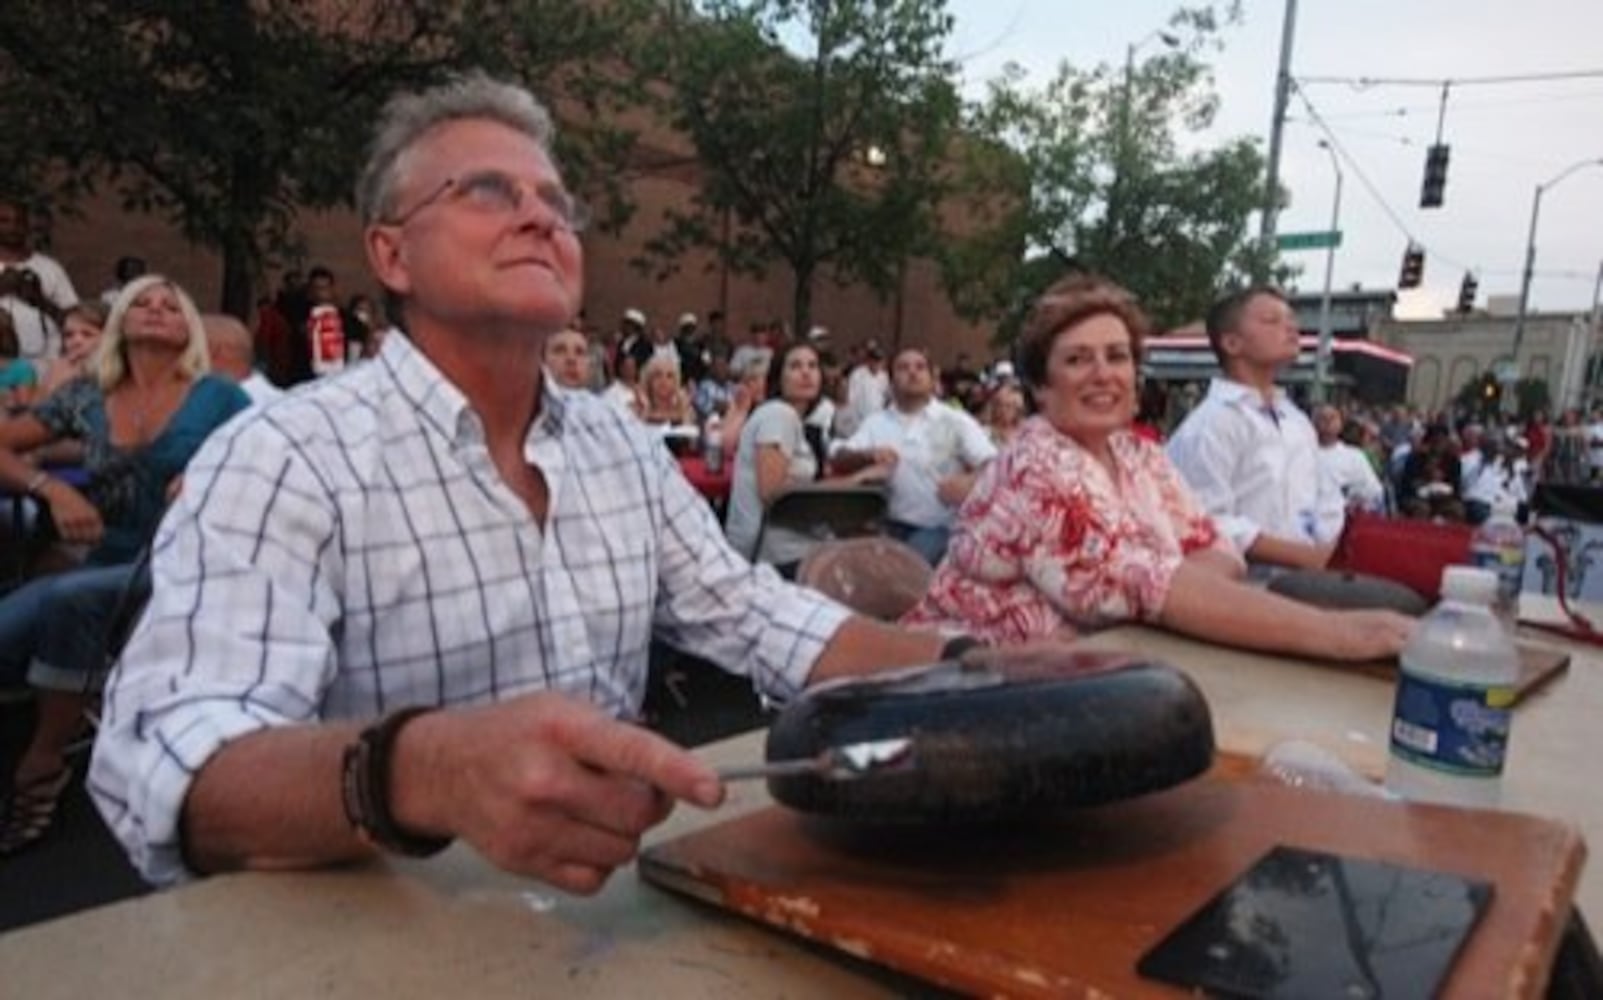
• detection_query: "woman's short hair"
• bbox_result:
[1016,274,1151,391]
[765,342,820,415]
[89,275,210,390]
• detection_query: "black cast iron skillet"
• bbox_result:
[763,650,1215,824]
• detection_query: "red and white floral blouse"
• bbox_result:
[904,416,1235,644]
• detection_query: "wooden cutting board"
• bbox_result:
[640,764,1584,998]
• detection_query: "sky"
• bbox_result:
[941,0,1603,319]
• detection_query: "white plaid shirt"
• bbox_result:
[90,332,849,885]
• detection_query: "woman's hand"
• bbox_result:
[40,480,104,545]
[1320,609,1416,662]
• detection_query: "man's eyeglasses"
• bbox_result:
[387,169,591,233]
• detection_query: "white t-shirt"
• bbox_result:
[1586,422,1603,473]
[725,399,819,566]
[843,402,997,528]
[836,364,889,438]
[0,253,79,361]
[1167,377,1345,555]
[1317,441,1386,512]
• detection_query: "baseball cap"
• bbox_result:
[623,308,646,327]
[807,325,831,342]
[678,312,697,329]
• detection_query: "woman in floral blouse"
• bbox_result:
[905,275,1413,662]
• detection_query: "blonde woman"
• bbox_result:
[639,353,695,425]
[982,382,1026,447]
[0,275,250,854]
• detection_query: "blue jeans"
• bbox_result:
[885,520,951,567]
[0,563,146,693]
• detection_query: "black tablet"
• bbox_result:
[1137,845,1493,999]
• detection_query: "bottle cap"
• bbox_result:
[1441,566,1498,605]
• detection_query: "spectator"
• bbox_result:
[304,265,360,376]
[1167,287,1344,571]
[981,382,1026,448]
[904,274,1411,659]
[0,275,250,855]
[99,255,148,310]
[1457,423,1486,495]
[833,347,996,565]
[639,354,695,425]
[602,352,643,418]
[716,356,769,458]
[1313,405,1385,512]
[725,341,889,575]
[90,75,980,892]
[1398,424,1463,520]
[0,310,38,409]
[691,351,735,420]
[0,196,78,363]
[203,313,284,407]
[835,338,889,438]
[1464,437,1530,525]
[542,327,592,392]
[35,302,107,398]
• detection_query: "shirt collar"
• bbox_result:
[378,331,568,448]
[1208,376,1290,414]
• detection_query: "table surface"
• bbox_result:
[1,624,1596,997]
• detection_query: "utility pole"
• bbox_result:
[1257,0,1299,275]
[1510,158,1603,414]
[1313,140,1342,405]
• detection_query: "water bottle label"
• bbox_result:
[1469,544,1523,603]
[1390,673,1514,778]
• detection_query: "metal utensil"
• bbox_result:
[716,737,914,783]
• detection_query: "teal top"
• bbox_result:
[0,358,37,391]
[31,374,251,564]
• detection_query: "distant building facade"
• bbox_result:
[1375,310,1596,414]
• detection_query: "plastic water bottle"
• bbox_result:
[1468,497,1525,626]
[703,413,724,474]
[1385,566,1519,808]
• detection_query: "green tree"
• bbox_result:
[942,4,1281,338]
[641,0,962,335]
[0,0,649,317]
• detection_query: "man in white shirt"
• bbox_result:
[1313,405,1384,513]
[203,313,285,408]
[0,197,79,362]
[836,338,889,437]
[834,348,997,565]
[1167,287,1344,570]
[93,74,989,894]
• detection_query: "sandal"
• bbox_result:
[0,767,72,856]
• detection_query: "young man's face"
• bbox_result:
[1224,293,1300,370]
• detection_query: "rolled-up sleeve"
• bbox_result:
[88,416,342,886]
[649,448,849,702]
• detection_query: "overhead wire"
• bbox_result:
[1288,80,1478,274]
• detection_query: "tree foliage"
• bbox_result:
[642,0,962,334]
[941,3,1282,339]
[0,0,650,317]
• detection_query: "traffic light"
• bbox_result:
[1457,271,1479,313]
[1420,143,1451,209]
[1398,244,1425,289]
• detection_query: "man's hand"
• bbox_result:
[392,693,724,895]
[41,480,104,545]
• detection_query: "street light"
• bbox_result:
[1312,139,1342,405]
[1507,156,1603,411]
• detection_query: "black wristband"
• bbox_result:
[939,634,987,661]
[341,706,453,858]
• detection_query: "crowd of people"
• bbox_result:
[2,71,1555,894]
